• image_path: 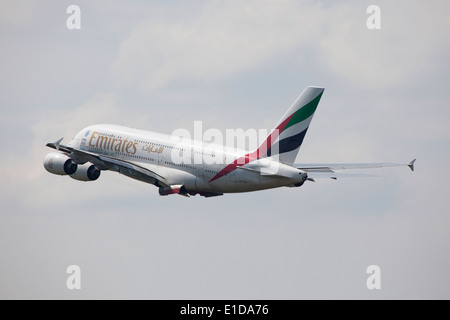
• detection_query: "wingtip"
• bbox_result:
[46,137,64,150]
[408,159,416,172]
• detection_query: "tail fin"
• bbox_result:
[262,86,324,165]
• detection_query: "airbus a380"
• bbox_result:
[44,87,415,197]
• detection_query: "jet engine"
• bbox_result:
[43,152,77,175]
[70,163,101,181]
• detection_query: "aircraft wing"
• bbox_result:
[46,139,170,188]
[296,159,415,173]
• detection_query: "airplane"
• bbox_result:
[43,86,415,197]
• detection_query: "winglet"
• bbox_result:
[408,159,416,172]
[46,137,64,150]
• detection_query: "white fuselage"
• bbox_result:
[70,124,306,194]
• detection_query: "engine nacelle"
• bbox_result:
[70,163,101,181]
[43,152,77,175]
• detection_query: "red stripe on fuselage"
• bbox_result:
[208,114,294,182]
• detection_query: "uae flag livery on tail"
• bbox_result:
[266,86,324,165]
[208,87,323,182]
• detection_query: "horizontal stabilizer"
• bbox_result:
[296,160,416,173]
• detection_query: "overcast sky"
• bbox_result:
[1,0,449,299]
